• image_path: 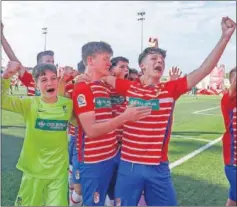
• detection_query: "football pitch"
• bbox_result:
[1,87,228,206]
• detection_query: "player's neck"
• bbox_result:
[86,67,103,82]
[41,96,58,104]
[142,75,160,86]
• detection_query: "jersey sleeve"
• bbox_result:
[115,78,132,96]
[72,83,94,116]
[19,70,35,88]
[1,78,31,119]
[166,76,188,100]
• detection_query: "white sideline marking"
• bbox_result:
[197,113,221,116]
[193,106,220,114]
[171,136,211,142]
[170,136,222,169]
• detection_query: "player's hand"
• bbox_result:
[221,17,236,40]
[148,37,158,48]
[60,66,78,82]
[122,105,151,122]
[75,73,92,83]
[2,61,21,79]
[169,66,182,81]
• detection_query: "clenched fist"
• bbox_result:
[2,61,21,79]
[221,17,236,40]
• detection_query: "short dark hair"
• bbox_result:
[81,41,113,66]
[36,50,54,64]
[32,63,57,81]
[77,60,85,73]
[229,66,236,81]
[110,56,129,70]
[129,68,138,74]
[138,47,167,65]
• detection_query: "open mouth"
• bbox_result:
[154,66,163,72]
[46,88,56,93]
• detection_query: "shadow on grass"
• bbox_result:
[1,133,23,206]
[173,173,228,206]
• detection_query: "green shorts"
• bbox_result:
[15,173,68,206]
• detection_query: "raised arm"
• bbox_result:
[73,83,151,138]
[1,22,35,87]
[1,61,31,118]
[1,22,21,63]
[186,17,236,90]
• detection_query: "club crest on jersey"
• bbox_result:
[16,196,22,206]
[63,105,68,113]
[75,170,80,180]
[77,94,86,107]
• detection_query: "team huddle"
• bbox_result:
[1,16,236,207]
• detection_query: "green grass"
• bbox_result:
[1,90,228,206]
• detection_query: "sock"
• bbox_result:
[105,195,114,206]
[70,190,83,206]
[68,165,73,196]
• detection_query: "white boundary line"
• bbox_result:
[193,106,220,114]
[192,106,221,116]
[171,136,211,142]
[170,136,222,169]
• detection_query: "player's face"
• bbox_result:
[142,53,165,79]
[128,73,139,81]
[39,55,55,65]
[91,53,112,77]
[37,70,58,100]
[111,61,129,79]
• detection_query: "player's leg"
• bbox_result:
[68,134,75,196]
[80,158,115,206]
[14,174,45,206]
[144,162,177,206]
[70,157,83,206]
[68,164,74,196]
[225,165,237,206]
[138,192,147,206]
[114,160,145,206]
[106,150,121,206]
[45,175,68,206]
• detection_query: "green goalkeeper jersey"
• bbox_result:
[1,78,73,179]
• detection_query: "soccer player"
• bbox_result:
[105,56,129,206]
[101,17,236,206]
[221,67,236,206]
[1,61,74,206]
[127,68,139,81]
[71,41,151,206]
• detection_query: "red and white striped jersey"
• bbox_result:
[110,87,126,139]
[68,122,76,136]
[115,77,188,165]
[72,81,118,163]
[221,92,237,166]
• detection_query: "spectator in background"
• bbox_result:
[127,68,139,81]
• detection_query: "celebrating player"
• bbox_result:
[221,66,236,206]
[1,61,73,206]
[71,41,151,206]
[101,16,236,206]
